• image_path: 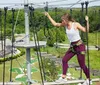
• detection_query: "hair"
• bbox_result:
[61,13,75,22]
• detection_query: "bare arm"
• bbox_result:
[76,16,89,32]
[45,12,63,27]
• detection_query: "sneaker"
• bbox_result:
[82,79,92,85]
[55,77,67,83]
[78,83,82,85]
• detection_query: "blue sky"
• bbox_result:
[0,0,100,8]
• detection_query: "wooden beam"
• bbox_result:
[31,78,100,85]
[0,82,22,85]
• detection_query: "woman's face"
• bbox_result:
[61,19,68,26]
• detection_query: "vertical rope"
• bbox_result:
[32,7,46,81]
[35,26,46,82]
[29,6,44,85]
[10,8,15,82]
[85,1,90,85]
[0,10,3,50]
[79,2,85,80]
[55,7,58,48]
[44,2,51,39]
[3,7,8,85]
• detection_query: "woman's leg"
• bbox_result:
[76,44,90,79]
[62,49,75,77]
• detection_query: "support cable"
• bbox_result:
[48,0,100,8]
[68,0,82,9]
[9,8,15,82]
[35,21,46,82]
[0,10,3,51]
[85,1,91,85]
[13,8,20,34]
[30,6,46,81]
[44,2,51,39]
[29,6,44,85]
[79,2,85,80]
[55,7,58,48]
[46,0,68,3]
[3,7,8,85]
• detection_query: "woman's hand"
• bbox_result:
[44,12,49,17]
[85,16,89,21]
[85,16,89,32]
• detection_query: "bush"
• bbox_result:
[43,58,58,81]
[46,29,56,47]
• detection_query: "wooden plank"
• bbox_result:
[0,82,22,85]
[31,78,100,85]
[44,79,85,85]
[96,82,100,85]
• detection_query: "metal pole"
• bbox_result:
[24,2,31,85]
[26,48,31,85]
[24,4,30,44]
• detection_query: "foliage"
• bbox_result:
[0,7,100,46]
[43,58,58,81]
[46,28,56,46]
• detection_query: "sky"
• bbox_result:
[0,0,100,8]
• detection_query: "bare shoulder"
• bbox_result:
[73,22,80,29]
[74,22,86,32]
[74,22,80,26]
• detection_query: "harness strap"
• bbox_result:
[70,40,85,55]
[80,51,86,55]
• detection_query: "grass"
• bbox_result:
[88,32,100,46]
[0,32,100,85]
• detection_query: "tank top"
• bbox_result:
[66,22,81,42]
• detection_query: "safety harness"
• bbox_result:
[70,40,86,55]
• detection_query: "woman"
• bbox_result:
[45,12,91,84]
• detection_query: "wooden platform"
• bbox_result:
[0,82,22,85]
[31,78,100,85]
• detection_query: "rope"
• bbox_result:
[55,7,58,48]
[15,34,29,43]
[9,8,15,82]
[44,2,53,44]
[68,0,82,9]
[85,1,91,85]
[0,0,100,9]
[46,0,68,3]
[3,7,8,85]
[15,58,25,73]
[35,26,46,81]
[29,6,44,84]
[13,8,20,34]
[0,10,3,51]
[48,0,100,8]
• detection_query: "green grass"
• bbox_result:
[88,32,100,46]
[0,32,100,85]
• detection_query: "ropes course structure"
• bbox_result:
[0,0,100,85]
